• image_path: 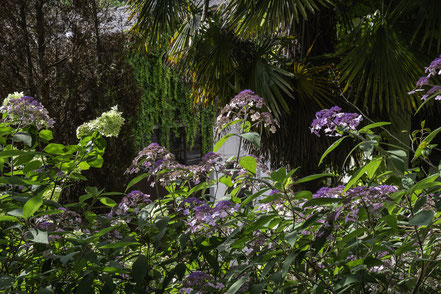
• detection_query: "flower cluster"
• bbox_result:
[128,144,226,186]
[189,152,225,184]
[1,93,55,129]
[408,55,441,100]
[76,105,124,138]
[312,185,398,223]
[183,200,238,233]
[108,190,151,219]
[311,106,363,137]
[127,143,178,175]
[36,207,82,232]
[216,90,279,135]
[180,271,224,294]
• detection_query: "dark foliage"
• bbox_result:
[0,0,141,202]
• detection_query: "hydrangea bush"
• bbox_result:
[2,79,441,294]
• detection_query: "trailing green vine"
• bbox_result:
[128,51,214,155]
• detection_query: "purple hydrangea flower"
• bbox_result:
[216,90,279,136]
[108,190,151,219]
[310,185,398,223]
[311,106,363,137]
[425,55,441,77]
[421,85,441,101]
[1,95,55,129]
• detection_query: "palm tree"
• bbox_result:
[128,0,441,171]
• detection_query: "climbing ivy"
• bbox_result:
[128,51,214,155]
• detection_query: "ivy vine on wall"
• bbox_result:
[128,51,215,155]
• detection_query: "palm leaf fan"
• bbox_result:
[338,11,424,114]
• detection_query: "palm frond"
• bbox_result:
[338,11,424,114]
[225,0,332,36]
[128,0,192,47]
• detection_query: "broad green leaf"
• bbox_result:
[282,253,296,278]
[88,155,104,168]
[271,167,287,183]
[319,136,347,166]
[44,143,66,154]
[285,231,298,247]
[37,287,54,294]
[293,190,313,201]
[78,161,90,170]
[131,255,149,285]
[23,160,42,174]
[344,158,382,193]
[13,132,32,147]
[240,132,261,149]
[295,173,333,185]
[381,215,398,232]
[0,150,43,158]
[125,173,148,192]
[100,197,116,207]
[0,216,17,222]
[358,122,391,133]
[23,196,43,219]
[214,134,235,152]
[0,176,40,186]
[241,188,270,208]
[239,155,257,174]
[39,130,53,141]
[220,119,242,131]
[226,274,250,294]
[219,176,233,187]
[260,193,282,203]
[414,126,441,160]
[408,210,434,226]
[27,228,48,244]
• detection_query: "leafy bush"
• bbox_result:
[2,65,441,293]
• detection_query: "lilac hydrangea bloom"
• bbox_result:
[421,86,441,101]
[311,106,362,137]
[311,185,398,223]
[425,55,441,77]
[1,95,55,129]
[183,199,238,232]
[180,271,224,293]
[216,90,279,135]
[108,190,151,218]
[36,207,82,233]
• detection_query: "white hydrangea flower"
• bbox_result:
[76,105,125,138]
[2,92,24,106]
